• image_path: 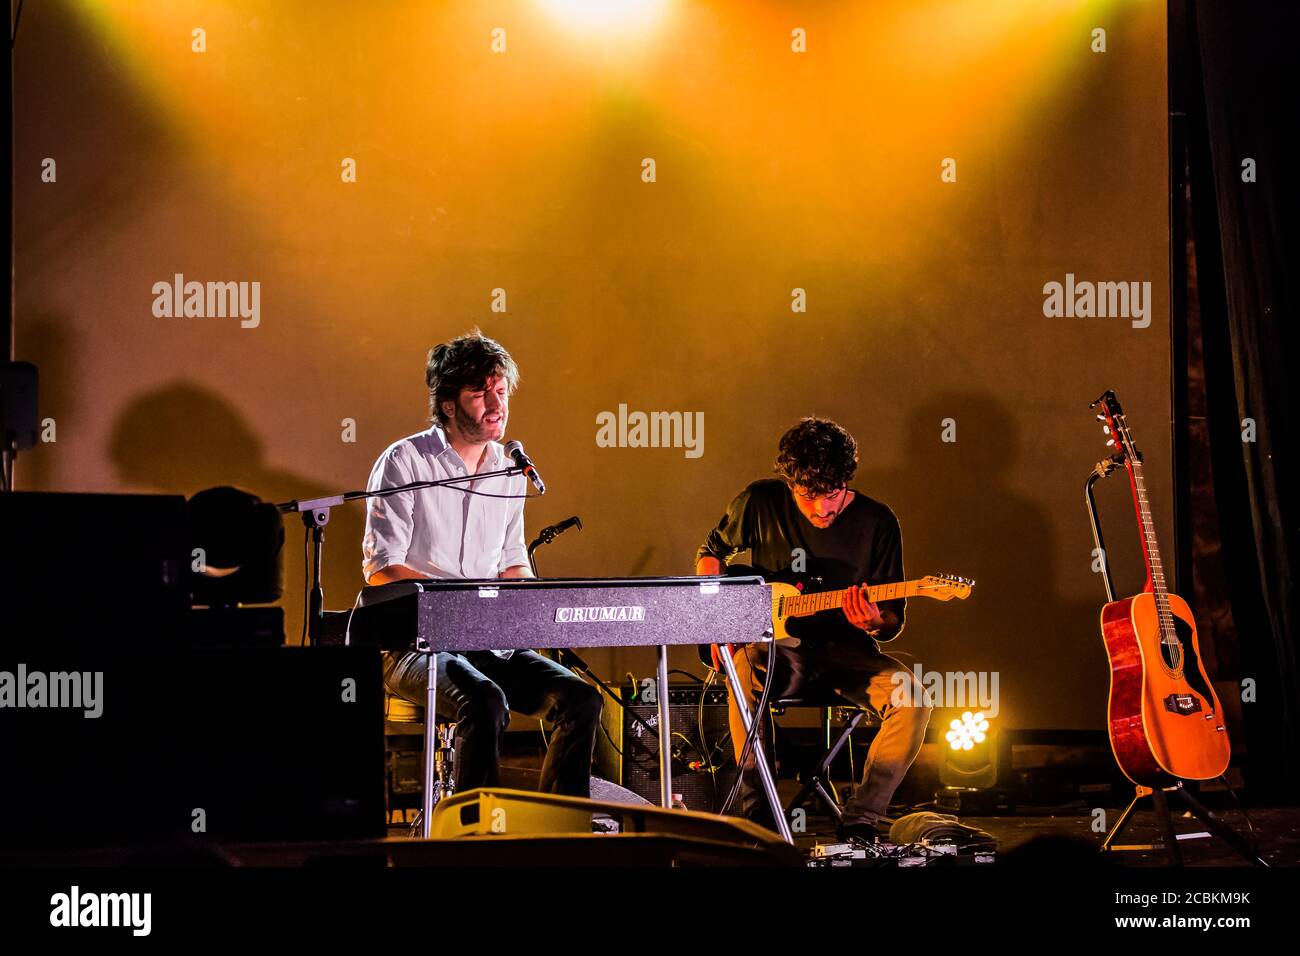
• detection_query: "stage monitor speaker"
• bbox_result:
[426,787,799,865]
[430,787,593,838]
[594,682,738,813]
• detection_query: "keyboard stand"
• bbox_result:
[421,644,439,837]
[651,641,791,844]
[718,642,794,843]
[416,634,791,845]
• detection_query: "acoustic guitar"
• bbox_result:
[1092,390,1230,785]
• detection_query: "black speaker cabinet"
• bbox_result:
[0,646,386,853]
[0,491,191,650]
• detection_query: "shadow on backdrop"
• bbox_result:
[108,381,368,645]
[858,391,1104,731]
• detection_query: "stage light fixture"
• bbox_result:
[187,485,284,607]
[938,711,1004,812]
[946,711,990,751]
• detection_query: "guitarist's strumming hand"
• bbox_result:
[844,583,896,640]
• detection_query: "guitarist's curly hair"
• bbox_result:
[773,417,859,495]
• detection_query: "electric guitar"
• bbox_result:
[1092,390,1230,785]
[701,565,972,666]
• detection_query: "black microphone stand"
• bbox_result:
[274,467,527,644]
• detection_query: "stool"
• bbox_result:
[773,696,880,824]
[703,643,881,824]
[383,692,458,829]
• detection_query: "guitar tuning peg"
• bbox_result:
[1106,439,1116,446]
[1095,414,1106,422]
[1102,425,1111,435]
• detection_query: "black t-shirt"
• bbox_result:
[696,478,905,653]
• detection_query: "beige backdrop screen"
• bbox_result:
[14,0,1171,730]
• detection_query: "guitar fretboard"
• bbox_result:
[778,580,922,619]
[1130,459,1178,649]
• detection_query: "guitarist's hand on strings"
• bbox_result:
[843,583,886,634]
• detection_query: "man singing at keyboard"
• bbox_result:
[362,330,602,797]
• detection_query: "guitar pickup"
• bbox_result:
[1163,693,1203,715]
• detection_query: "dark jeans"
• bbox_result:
[728,641,933,828]
[384,648,602,797]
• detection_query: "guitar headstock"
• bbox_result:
[917,574,974,601]
[1090,389,1141,462]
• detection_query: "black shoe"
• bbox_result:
[837,818,891,844]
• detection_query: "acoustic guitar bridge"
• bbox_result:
[1163,693,1203,715]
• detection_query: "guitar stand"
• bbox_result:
[1085,461,1267,867]
[1101,782,1268,867]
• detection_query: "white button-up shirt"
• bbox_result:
[362,425,531,654]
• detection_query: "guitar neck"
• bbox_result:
[781,580,921,619]
[1096,392,1179,646]
[1128,459,1169,597]
[1127,458,1179,644]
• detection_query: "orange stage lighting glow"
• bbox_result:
[536,0,672,37]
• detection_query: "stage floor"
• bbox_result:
[385,786,1300,866]
[794,807,1299,867]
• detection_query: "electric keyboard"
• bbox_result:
[337,575,772,652]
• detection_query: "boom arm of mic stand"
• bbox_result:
[269,466,526,645]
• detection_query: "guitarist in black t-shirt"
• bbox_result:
[695,417,933,840]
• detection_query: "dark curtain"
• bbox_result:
[1175,0,1300,802]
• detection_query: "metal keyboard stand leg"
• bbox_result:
[719,643,793,844]
[421,642,438,839]
[657,646,673,808]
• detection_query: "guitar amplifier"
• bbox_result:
[594,683,738,814]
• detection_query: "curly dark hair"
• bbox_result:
[773,417,859,495]
[425,329,519,424]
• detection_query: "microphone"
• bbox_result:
[503,440,546,494]
[528,515,581,554]
[548,516,581,535]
